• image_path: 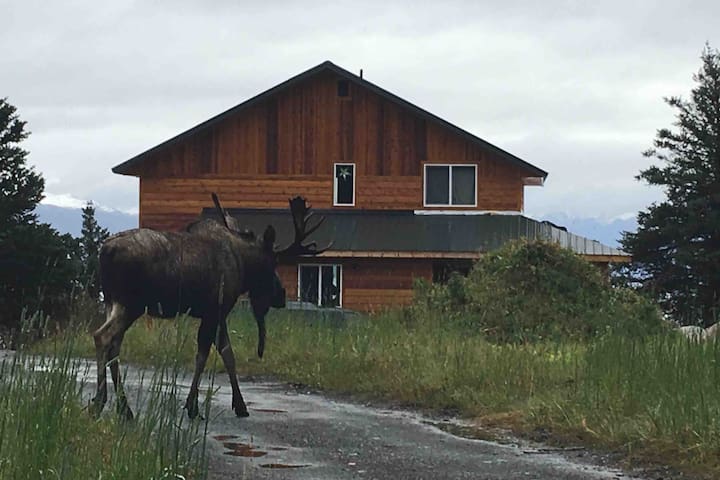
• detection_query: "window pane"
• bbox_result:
[299,266,319,305]
[320,265,341,307]
[452,166,475,205]
[335,164,354,205]
[425,166,449,205]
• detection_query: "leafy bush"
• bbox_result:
[411,240,663,342]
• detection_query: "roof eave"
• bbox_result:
[522,176,545,186]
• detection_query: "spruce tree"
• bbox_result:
[0,97,44,229]
[621,45,720,325]
[79,201,109,299]
[0,98,80,331]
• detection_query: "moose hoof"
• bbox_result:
[233,402,250,418]
[116,400,134,421]
[185,399,200,419]
[89,396,106,418]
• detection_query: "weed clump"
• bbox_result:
[411,240,663,342]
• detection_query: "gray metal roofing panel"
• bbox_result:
[202,209,628,257]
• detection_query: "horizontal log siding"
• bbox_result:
[139,172,520,229]
[277,258,432,313]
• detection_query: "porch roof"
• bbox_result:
[201,208,628,260]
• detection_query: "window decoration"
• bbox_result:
[334,163,355,206]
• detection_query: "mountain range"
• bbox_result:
[35,204,137,237]
[36,204,637,248]
[533,212,637,248]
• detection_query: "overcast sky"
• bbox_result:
[2,1,719,220]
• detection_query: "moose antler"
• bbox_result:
[276,196,332,257]
[211,193,234,230]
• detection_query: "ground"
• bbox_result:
[74,360,651,480]
[4,347,698,479]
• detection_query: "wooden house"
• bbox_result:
[112,61,628,312]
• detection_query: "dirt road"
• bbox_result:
[86,363,642,480]
[202,380,643,480]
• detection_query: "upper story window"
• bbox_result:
[424,164,477,207]
[334,163,355,206]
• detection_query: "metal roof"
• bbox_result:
[202,208,627,258]
[113,61,548,181]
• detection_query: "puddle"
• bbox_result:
[423,420,504,443]
[214,435,290,457]
[260,463,310,469]
[222,442,267,458]
[252,408,287,413]
[424,421,631,479]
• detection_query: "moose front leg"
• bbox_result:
[216,320,249,417]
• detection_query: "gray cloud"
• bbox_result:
[1,0,717,217]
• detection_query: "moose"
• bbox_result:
[91,194,327,419]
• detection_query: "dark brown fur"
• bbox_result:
[92,200,285,420]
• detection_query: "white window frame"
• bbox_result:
[333,163,355,207]
[297,264,343,308]
[423,163,478,207]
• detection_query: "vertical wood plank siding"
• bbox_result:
[130,70,526,230]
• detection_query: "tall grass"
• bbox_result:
[1,319,210,479]
[230,309,719,471]
[232,310,582,415]
[39,306,720,473]
[534,334,720,463]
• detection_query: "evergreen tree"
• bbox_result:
[0,98,80,331]
[621,45,720,325]
[0,97,44,229]
[79,201,109,299]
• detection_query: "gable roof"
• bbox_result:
[112,61,548,181]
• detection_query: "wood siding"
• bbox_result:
[129,71,527,229]
[278,258,432,313]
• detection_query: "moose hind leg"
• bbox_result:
[185,318,214,419]
[217,321,249,417]
[108,333,133,420]
[91,302,137,417]
[91,304,118,415]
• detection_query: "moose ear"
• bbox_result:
[263,225,276,251]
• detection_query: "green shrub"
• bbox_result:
[411,240,663,342]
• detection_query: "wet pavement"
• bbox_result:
[4,350,646,480]
[199,381,642,480]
